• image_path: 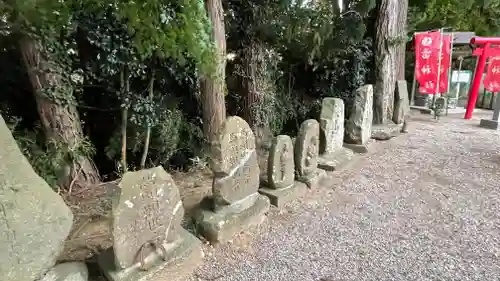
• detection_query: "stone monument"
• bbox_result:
[345,84,374,153]
[0,115,74,281]
[480,94,500,129]
[195,116,270,242]
[393,80,410,124]
[97,166,203,281]
[294,119,326,188]
[317,98,354,171]
[259,135,307,207]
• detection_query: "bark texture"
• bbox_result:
[396,0,409,81]
[19,36,100,190]
[373,0,400,124]
[240,42,273,160]
[200,0,227,146]
[241,43,259,128]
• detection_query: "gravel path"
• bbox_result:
[189,112,500,281]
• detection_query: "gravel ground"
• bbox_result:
[188,111,500,281]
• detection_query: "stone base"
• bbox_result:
[479,119,500,130]
[41,262,88,281]
[194,193,270,243]
[97,229,203,281]
[297,168,326,189]
[371,123,403,141]
[259,181,308,208]
[343,141,373,154]
[410,105,433,115]
[318,148,354,171]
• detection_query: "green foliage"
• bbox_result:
[0,0,73,36]
[105,92,204,171]
[5,116,95,188]
[0,0,217,178]
[0,0,380,182]
[116,0,214,73]
[226,0,375,135]
[2,0,215,72]
[230,47,293,135]
[408,0,500,35]
[106,107,183,168]
[74,1,214,172]
[277,2,374,121]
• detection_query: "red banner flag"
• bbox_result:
[484,56,500,92]
[415,31,440,94]
[414,32,451,94]
[438,35,452,93]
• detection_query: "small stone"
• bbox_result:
[371,123,403,141]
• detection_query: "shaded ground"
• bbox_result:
[188,111,500,281]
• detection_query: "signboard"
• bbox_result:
[449,70,473,109]
[451,70,472,83]
[484,57,500,92]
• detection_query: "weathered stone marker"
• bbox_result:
[480,92,500,129]
[393,80,409,124]
[0,115,74,281]
[195,116,270,242]
[317,98,354,171]
[259,135,307,207]
[345,84,374,153]
[98,166,202,281]
[294,119,326,188]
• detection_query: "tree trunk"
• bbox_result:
[19,36,100,190]
[396,0,408,81]
[200,0,227,145]
[240,42,273,145]
[140,72,155,169]
[373,0,399,124]
[241,43,259,128]
[120,69,129,173]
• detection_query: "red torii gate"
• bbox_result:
[465,37,500,119]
